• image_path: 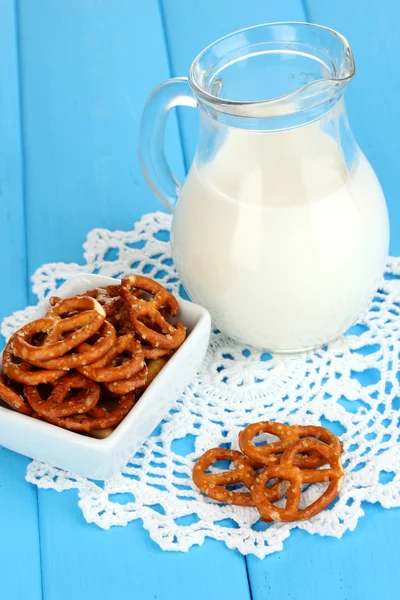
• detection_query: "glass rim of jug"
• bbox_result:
[189,22,355,119]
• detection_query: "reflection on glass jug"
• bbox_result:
[139,22,389,352]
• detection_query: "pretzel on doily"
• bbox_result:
[192,448,289,506]
[23,373,100,419]
[28,321,117,370]
[78,334,145,382]
[12,297,105,362]
[251,438,344,522]
[3,335,66,385]
[46,390,136,431]
[239,421,342,469]
[120,275,186,349]
[0,375,33,415]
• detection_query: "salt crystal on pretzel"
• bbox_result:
[46,390,136,431]
[3,334,65,385]
[251,438,344,522]
[121,275,186,350]
[24,373,101,419]
[239,421,342,469]
[78,334,145,382]
[28,321,117,370]
[193,447,289,507]
[13,297,105,362]
[0,374,33,415]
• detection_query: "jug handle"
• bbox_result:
[139,77,198,212]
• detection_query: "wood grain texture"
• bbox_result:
[0,0,27,323]
[243,4,400,599]
[14,2,250,600]
[161,3,400,599]
[306,0,400,254]
[0,2,399,600]
[0,450,42,600]
[38,489,251,600]
[0,4,41,599]
[17,0,183,299]
[161,0,306,167]
[248,504,400,600]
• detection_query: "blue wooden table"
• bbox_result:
[1,1,399,599]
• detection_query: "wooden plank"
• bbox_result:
[39,489,251,600]
[17,0,184,286]
[248,505,400,600]
[305,0,400,254]
[0,0,27,323]
[16,2,250,599]
[0,2,42,599]
[163,3,400,599]
[0,451,42,600]
[161,0,306,167]
[245,4,400,600]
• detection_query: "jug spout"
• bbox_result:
[189,22,355,122]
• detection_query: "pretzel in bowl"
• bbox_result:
[1,275,188,437]
[0,375,33,415]
[12,297,105,362]
[239,421,342,469]
[108,303,133,336]
[78,334,145,382]
[23,374,100,419]
[251,438,344,522]
[103,365,148,395]
[3,335,66,385]
[120,275,187,349]
[142,346,172,360]
[82,285,123,318]
[46,390,137,431]
[28,321,117,370]
[105,355,171,396]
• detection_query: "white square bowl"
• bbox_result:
[0,274,211,479]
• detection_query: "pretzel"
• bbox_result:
[108,303,134,336]
[192,448,288,506]
[122,275,179,314]
[0,375,33,415]
[28,321,117,370]
[103,365,148,395]
[3,335,65,384]
[121,275,186,349]
[78,334,145,382]
[12,297,105,361]
[142,346,172,360]
[1,276,185,435]
[47,391,136,431]
[251,438,344,522]
[83,286,123,318]
[24,374,100,419]
[239,421,342,469]
[192,448,257,506]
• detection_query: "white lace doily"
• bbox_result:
[2,211,400,558]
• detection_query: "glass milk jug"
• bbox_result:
[139,22,389,352]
